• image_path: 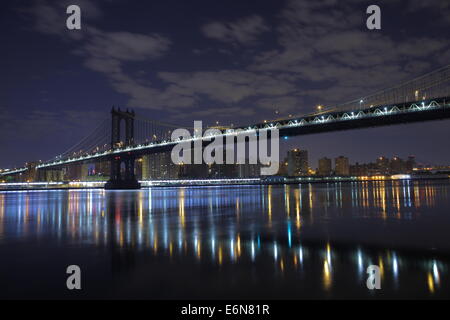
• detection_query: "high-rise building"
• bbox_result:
[24,161,39,182]
[287,149,308,176]
[65,163,82,180]
[94,161,110,179]
[277,157,289,176]
[376,156,390,175]
[335,156,349,176]
[237,163,261,178]
[135,158,143,180]
[390,156,406,174]
[180,163,209,178]
[318,157,332,176]
[146,152,181,179]
[141,155,150,180]
[80,164,89,180]
[208,163,238,178]
[45,170,63,182]
[406,155,416,173]
[349,162,369,176]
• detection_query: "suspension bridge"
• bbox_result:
[1,65,450,188]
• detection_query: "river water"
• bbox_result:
[1,180,449,299]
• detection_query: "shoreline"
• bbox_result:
[0,175,448,191]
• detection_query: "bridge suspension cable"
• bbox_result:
[322,64,450,114]
[133,116,194,145]
[37,64,450,167]
[281,64,450,121]
[53,118,110,162]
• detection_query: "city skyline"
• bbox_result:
[280,149,437,175]
[1,149,441,183]
[2,0,450,168]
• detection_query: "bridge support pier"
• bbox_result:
[105,108,141,190]
[105,155,140,190]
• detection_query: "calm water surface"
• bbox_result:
[1,180,450,299]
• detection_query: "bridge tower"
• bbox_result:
[105,107,141,190]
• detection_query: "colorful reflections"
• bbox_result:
[0,181,449,297]
[0,181,446,243]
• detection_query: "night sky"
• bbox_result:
[1,0,449,169]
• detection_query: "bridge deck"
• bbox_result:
[2,96,449,175]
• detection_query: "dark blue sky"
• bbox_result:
[1,0,449,168]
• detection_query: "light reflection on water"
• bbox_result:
[0,180,450,299]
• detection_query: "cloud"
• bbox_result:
[250,0,450,106]
[0,108,104,144]
[171,106,256,122]
[24,0,103,40]
[157,71,295,104]
[407,0,450,21]
[79,30,174,112]
[202,15,269,46]
[256,96,300,113]
[26,0,450,120]
[84,29,171,62]
[79,28,172,110]
[27,1,177,111]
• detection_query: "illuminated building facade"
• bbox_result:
[145,152,181,179]
[335,156,350,176]
[287,149,309,176]
[318,157,332,176]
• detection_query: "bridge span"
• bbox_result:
[31,96,450,168]
[2,65,450,189]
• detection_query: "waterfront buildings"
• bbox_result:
[144,152,181,179]
[335,156,350,176]
[318,157,332,176]
[287,149,309,176]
